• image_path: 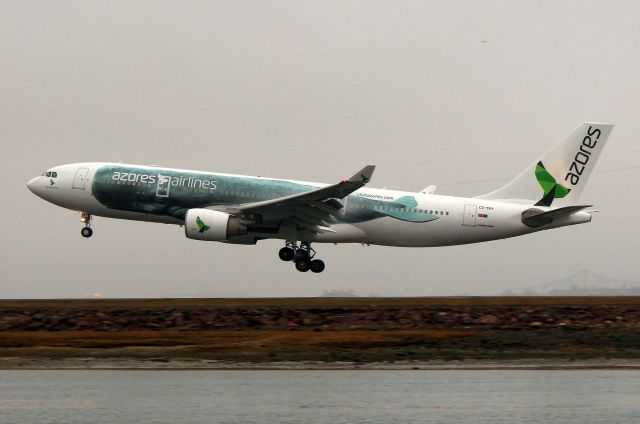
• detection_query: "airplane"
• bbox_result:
[27,122,613,273]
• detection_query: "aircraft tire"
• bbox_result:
[295,259,311,272]
[310,259,325,273]
[278,247,295,261]
[81,227,93,238]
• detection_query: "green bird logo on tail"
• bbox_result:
[49,179,55,186]
[195,216,210,233]
[534,161,571,206]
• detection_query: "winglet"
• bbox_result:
[420,185,437,195]
[348,165,375,184]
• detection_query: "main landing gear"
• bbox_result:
[80,212,93,238]
[278,242,326,273]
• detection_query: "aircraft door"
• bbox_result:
[72,167,89,189]
[156,175,171,197]
[462,204,477,227]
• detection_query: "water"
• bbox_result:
[0,370,638,423]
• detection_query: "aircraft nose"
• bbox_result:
[27,177,39,193]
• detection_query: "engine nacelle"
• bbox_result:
[185,208,247,241]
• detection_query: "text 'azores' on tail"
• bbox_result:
[476,122,614,207]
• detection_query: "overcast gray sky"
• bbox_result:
[2,1,639,298]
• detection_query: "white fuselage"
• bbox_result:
[27,162,591,247]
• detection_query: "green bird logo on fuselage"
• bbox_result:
[195,216,210,233]
[534,161,571,207]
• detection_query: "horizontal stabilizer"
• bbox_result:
[521,205,592,228]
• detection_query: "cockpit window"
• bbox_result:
[52,172,57,178]
[46,172,51,177]
[45,171,57,178]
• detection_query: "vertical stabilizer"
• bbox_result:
[477,122,613,206]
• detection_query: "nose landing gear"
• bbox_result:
[80,212,93,238]
[278,242,326,273]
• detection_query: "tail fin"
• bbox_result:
[477,122,614,206]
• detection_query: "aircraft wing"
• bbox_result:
[224,165,375,233]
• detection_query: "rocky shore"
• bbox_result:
[1,297,638,332]
[1,297,639,366]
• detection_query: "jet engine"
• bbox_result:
[184,208,247,241]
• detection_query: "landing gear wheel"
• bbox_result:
[81,227,93,238]
[278,247,295,261]
[295,259,311,272]
[310,259,325,273]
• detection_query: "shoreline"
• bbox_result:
[2,297,639,368]
[2,357,640,370]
